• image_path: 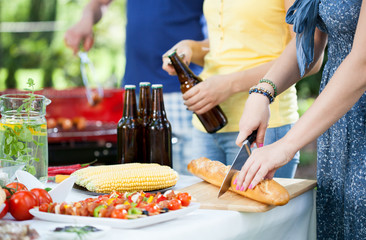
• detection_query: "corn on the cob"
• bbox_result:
[71,163,179,193]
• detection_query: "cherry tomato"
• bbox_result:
[30,188,53,205]
[168,199,181,211]
[144,203,160,214]
[0,200,9,219]
[110,208,128,219]
[4,182,28,198]
[177,192,191,207]
[9,190,38,220]
[39,203,50,212]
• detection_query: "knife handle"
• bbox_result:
[247,130,258,145]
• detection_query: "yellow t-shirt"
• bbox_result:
[193,0,299,132]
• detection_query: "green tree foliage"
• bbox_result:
[0,0,126,90]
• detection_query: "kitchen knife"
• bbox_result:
[218,130,257,198]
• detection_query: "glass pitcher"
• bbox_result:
[0,93,51,184]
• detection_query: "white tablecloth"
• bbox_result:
[3,175,316,240]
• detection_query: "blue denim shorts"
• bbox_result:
[191,124,300,178]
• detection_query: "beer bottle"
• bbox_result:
[138,82,151,163]
[117,85,143,164]
[147,84,172,167]
[168,51,228,133]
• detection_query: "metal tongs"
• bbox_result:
[78,51,104,106]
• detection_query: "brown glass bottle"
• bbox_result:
[168,51,228,133]
[147,84,172,167]
[138,82,151,163]
[117,85,143,164]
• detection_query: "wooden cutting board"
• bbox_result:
[178,178,316,212]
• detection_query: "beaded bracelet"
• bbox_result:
[259,79,277,98]
[249,86,275,104]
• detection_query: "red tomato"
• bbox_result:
[144,203,160,214]
[39,203,49,212]
[0,201,9,219]
[110,208,128,219]
[30,188,53,205]
[9,190,38,220]
[177,192,191,207]
[4,182,28,198]
[168,199,182,211]
[156,195,166,203]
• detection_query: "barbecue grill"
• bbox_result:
[0,87,124,166]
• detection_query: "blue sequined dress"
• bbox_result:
[287,0,366,239]
[316,1,366,239]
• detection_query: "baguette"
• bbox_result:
[0,186,5,206]
[187,157,290,206]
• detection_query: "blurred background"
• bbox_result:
[0,0,322,179]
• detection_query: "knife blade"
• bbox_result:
[218,130,257,198]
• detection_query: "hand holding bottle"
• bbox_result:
[162,40,194,76]
[183,74,235,115]
[168,51,227,133]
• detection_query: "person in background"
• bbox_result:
[64,0,206,175]
[234,0,366,238]
[162,0,322,178]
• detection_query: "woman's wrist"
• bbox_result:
[279,132,301,162]
[257,83,275,97]
[249,85,275,104]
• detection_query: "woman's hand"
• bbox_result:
[236,93,271,148]
[162,40,194,76]
[234,139,295,191]
[183,74,233,114]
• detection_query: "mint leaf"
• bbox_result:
[16,142,24,150]
[19,127,33,142]
[27,78,35,87]
[27,165,36,175]
[6,136,13,145]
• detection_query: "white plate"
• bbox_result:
[16,170,76,202]
[29,202,200,229]
[44,224,110,240]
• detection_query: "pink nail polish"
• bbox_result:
[233,178,237,185]
[236,185,240,190]
[258,143,263,148]
[240,186,245,191]
[248,184,253,189]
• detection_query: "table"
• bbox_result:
[3,175,316,240]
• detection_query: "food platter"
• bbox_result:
[72,184,175,196]
[29,202,200,229]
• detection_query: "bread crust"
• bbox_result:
[0,186,5,206]
[187,157,290,206]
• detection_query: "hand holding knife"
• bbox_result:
[218,130,257,198]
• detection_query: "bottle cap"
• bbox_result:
[124,85,136,89]
[168,49,177,58]
[139,82,151,87]
[151,84,163,89]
